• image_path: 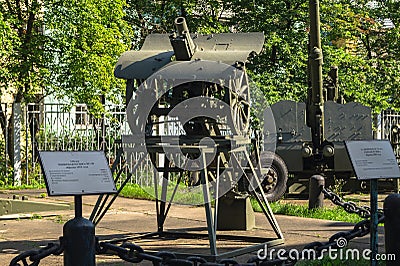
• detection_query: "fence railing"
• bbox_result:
[1,103,400,187]
[379,109,400,162]
[0,103,11,183]
[0,103,130,186]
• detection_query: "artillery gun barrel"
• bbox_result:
[175,17,190,36]
[307,0,324,148]
[171,17,196,61]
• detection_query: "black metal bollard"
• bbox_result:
[384,193,400,266]
[63,196,96,266]
[309,175,325,209]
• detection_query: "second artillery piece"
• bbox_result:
[266,0,373,203]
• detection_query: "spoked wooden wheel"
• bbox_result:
[229,88,250,136]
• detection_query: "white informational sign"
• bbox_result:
[39,151,117,196]
[345,140,400,180]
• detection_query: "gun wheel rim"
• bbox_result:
[229,85,250,136]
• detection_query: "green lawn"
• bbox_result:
[119,183,366,224]
[262,201,363,224]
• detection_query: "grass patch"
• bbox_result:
[53,215,67,224]
[0,184,46,190]
[2,182,368,224]
[30,213,42,220]
[251,199,364,224]
[119,184,155,201]
[119,183,205,205]
[118,184,366,223]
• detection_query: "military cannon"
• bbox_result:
[114,17,284,259]
[114,15,283,199]
[115,17,262,137]
[267,0,373,202]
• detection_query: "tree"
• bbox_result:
[44,0,131,112]
[125,0,229,51]
[0,11,18,100]
[227,0,400,113]
[0,0,49,173]
[0,0,48,104]
[125,0,400,114]
[227,0,310,103]
[320,0,400,113]
[0,0,130,182]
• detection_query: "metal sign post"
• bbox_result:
[370,179,378,266]
[345,140,400,266]
[39,151,117,266]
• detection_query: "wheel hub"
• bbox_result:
[263,169,278,192]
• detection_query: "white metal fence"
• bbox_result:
[0,103,130,185]
[378,109,400,162]
[1,103,400,186]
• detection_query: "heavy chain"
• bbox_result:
[96,239,273,266]
[321,187,384,219]
[247,186,386,266]
[315,186,385,254]
[10,188,385,266]
[9,238,64,266]
[301,213,384,255]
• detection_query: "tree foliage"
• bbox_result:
[0,0,48,103]
[44,0,130,112]
[0,0,399,113]
[1,0,130,110]
[0,11,18,98]
[1,0,51,163]
[125,0,229,51]
[319,0,400,113]
[0,0,130,168]
[125,0,400,113]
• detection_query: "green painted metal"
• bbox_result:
[114,17,264,80]
[307,0,324,148]
[0,198,71,216]
[217,194,255,230]
[268,0,374,200]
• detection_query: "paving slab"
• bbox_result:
[0,189,388,265]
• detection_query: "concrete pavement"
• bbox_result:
[0,189,385,265]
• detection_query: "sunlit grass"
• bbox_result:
[119,183,204,205]
[0,184,46,190]
[258,200,364,224]
[119,183,366,224]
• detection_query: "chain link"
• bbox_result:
[10,187,385,266]
[248,186,386,265]
[321,187,380,218]
[9,238,64,266]
[96,240,251,265]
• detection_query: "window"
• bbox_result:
[75,104,88,125]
